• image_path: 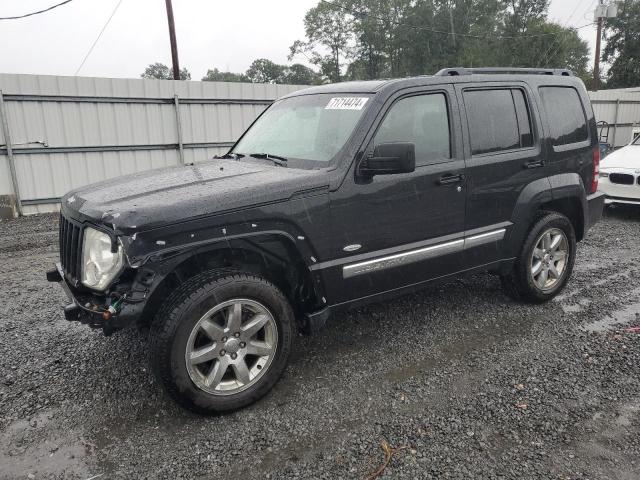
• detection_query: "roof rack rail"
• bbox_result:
[435,67,574,77]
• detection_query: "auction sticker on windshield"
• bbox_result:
[325,97,369,110]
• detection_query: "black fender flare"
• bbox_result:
[504,176,553,258]
[506,173,587,258]
[120,226,329,322]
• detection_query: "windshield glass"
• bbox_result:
[633,134,640,145]
[232,94,371,167]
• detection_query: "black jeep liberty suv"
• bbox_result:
[47,67,605,413]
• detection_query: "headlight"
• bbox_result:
[81,227,124,290]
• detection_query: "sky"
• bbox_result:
[0,0,602,80]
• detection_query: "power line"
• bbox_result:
[74,0,124,76]
[320,0,594,40]
[536,1,596,68]
[563,0,588,25]
[0,0,74,20]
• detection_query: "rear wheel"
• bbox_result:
[501,211,576,303]
[150,271,294,414]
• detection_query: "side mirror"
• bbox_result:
[359,142,416,177]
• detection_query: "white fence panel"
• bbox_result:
[0,73,308,216]
[589,88,640,148]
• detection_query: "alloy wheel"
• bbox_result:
[185,298,278,395]
[529,227,569,292]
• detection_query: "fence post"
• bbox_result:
[611,98,621,148]
[174,94,185,165]
[0,90,23,217]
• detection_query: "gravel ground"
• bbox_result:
[1,208,639,480]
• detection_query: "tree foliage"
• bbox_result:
[603,0,640,89]
[201,61,321,84]
[291,0,590,82]
[246,58,286,83]
[289,1,354,82]
[140,62,191,80]
[201,68,249,82]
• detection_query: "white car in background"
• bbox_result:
[599,136,640,205]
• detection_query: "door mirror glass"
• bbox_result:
[359,142,416,176]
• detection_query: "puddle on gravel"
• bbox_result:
[0,410,93,479]
[561,297,592,314]
[581,301,640,333]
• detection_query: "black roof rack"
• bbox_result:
[435,67,574,77]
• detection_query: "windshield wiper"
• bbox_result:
[215,152,244,160]
[248,153,288,167]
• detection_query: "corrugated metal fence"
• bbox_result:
[589,87,640,149]
[0,74,307,217]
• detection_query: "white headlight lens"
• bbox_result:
[81,228,124,290]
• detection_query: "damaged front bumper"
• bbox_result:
[46,263,145,335]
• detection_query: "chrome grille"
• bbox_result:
[609,173,634,185]
[59,214,83,281]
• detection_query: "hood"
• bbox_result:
[601,144,640,170]
[61,159,326,232]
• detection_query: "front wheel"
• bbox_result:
[501,211,576,303]
[150,271,294,414]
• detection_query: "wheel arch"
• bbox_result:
[546,172,588,241]
[137,233,323,328]
[507,174,587,258]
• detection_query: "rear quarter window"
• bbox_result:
[539,86,588,146]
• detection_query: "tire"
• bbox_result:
[150,271,294,414]
[501,211,576,303]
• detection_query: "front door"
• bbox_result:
[323,86,467,304]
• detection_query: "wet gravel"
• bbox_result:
[1,207,640,479]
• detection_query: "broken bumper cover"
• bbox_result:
[46,263,142,334]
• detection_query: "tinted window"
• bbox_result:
[513,90,534,148]
[465,89,527,155]
[539,86,588,146]
[374,93,451,164]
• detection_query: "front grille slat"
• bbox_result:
[609,173,634,185]
[70,225,80,278]
[58,215,64,260]
[58,213,84,283]
[65,220,73,274]
[61,216,69,269]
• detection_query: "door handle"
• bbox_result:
[437,173,465,185]
[524,160,544,169]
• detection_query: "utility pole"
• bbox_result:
[593,1,619,90]
[449,0,456,49]
[165,0,181,80]
[594,0,604,90]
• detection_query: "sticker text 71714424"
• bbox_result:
[325,97,369,110]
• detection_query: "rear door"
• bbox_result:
[455,82,548,267]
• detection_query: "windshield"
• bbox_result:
[232,93,371,167]
[633,134,640,145]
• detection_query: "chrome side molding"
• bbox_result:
[464,228,506,249]
[343,239,463,279]
[342,228,506,279]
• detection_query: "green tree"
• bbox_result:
[603,0,640,88]
[289,0,354,82]
[246,58,286,83]
[282,63,323,84]
[141,62,191,80]
[347,0,415,78]
[202,68,249,82]
[295,0,589,82]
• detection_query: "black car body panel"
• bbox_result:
[48,69,605,335]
